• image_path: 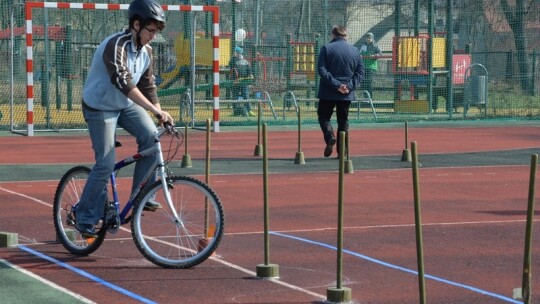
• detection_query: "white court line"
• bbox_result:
[225,219,536,236]
[0,258,96,304]
[0,185,326,301]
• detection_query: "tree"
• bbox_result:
[499,0,534,93]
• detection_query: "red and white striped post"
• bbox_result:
[25,2,221,135]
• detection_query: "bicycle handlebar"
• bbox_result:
[156,122,180,139]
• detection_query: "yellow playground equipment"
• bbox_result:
[158,34,231,89]
[392,35,446,74]
[292,42,316,81]
[391,35,448,113]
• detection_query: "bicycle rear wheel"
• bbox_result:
[53,166,106,255]
[131,175,224,268]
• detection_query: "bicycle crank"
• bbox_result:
[104,202,120,234]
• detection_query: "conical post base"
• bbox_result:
[345,159,354,174]
[256,264,279,278]
[254,144,263,156]
[401,149,411,162]
[181,154,192,168]
[294,151,305,164]
[327,287,352,303]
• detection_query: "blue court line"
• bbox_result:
[18,245,157,304]
[270,231,521,304]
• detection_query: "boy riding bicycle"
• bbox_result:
[75,0,174,237]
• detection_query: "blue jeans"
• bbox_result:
[76,103,157,225]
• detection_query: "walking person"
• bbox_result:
[359,32,382,99]
[317,25,364,158]
[75,0,174,237]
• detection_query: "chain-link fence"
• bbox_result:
[1,0,539,133]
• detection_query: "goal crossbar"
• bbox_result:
[23,1,221,136]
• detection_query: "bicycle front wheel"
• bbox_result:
[53,166,106,255]
[131,175,224,268]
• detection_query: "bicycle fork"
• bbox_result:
[154,142,184,229]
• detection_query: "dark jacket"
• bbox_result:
[317,38,364,101]
[229,54,252,79]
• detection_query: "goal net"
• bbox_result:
[16,1,222,135]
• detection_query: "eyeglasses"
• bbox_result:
[143,27,159,35]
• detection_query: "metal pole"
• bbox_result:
[411,141,427,304]
[394,0,401,103]
[427,0,434,112]
[205,119,211,184]
[336,131,346,289]
[254,102,263,156]
[446,0,454,116]
[255,0,260,46]
[204,119,211,239]
[10,4,15,132]
[263,123,269,265]
[190,11,196,123]
[414,0,419,35]
[405,121,409,149]
[531,50,537,96]
[294,107,305,164]
[44,8,51,127]
[326,131,352,302]
[522,154,538,303]
[232,0,237,53]
[256,123,279,278]
[297,108,301,152]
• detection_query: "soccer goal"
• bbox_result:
[15,1,222,135]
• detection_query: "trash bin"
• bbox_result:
[469,75,487,106]
[464,63,488,116]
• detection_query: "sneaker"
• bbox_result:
[248,111,257,117]
[143,200,162,211]
[75,223,97,238]
[324,137,336,158]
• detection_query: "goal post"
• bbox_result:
[22,1,221,136]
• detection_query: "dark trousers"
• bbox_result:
[317,99,351,153]
[232,85,251,115]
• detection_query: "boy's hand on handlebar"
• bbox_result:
[154,111,174,126]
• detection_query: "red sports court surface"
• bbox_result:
[1,122,540,303]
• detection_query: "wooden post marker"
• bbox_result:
[256,123,279,278]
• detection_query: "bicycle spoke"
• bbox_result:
[131,176,224,268]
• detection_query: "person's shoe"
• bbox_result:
[143,200,162,211]
[248,111,257,117]
[75,223,97,238]
[324,137,336,157]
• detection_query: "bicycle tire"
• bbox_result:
[53,166,106,255]
[131,175,225,268]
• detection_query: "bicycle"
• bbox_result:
[53,124,224,269]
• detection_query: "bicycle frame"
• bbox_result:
[109,127,177,224]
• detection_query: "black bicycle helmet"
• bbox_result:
[128,0,165,23]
